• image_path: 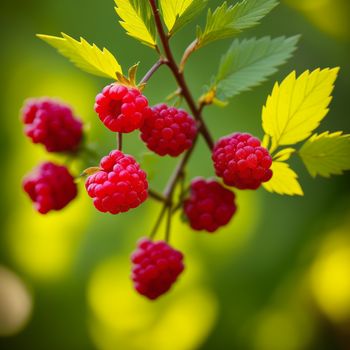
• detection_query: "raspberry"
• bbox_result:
[22,162,77,214]
[184,177,237,232]
[140,104,197,157]
[94,84,151,133]
[212,133,273,190]
[131,238,184,300]
[21,98,83,153]
[85,150,148,214]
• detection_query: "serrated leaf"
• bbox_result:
[196,0,278,48]
[273,148,295,161]
[37,33,122,79]
[214,35,299,99]
[263,161,304,196]
[262,68,340,152]
[299,132,350,178]
[232,0,279,30]
[161,0,208,35]
[115,0,157,48]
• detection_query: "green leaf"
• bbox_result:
[213,35,299,99]
[37,33,122,79]
[114,0,157,48]
[299,131,350,178]
[262,68,340,152]
[263,161,304,196]
[231,0,279,31]
[196,0,279,48]
[161,0,208,35]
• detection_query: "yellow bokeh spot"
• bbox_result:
[310,230,350,323]
[284,0,350,39]
[6,193,91,281]
[87,256,218,350]
[254,309,312,350]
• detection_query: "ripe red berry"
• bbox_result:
[22,162,77,214]
[212,133,273,190]
[85,150,148,214]
[131,238,184,300]
[21,98,83,153]
[184,177,237,232]
[94,84,151,133]
[140,104,197,157]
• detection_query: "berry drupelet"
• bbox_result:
[21,98,83,153]
[140,104,197,157]
[22,162,77,214]
[85,150,148,214]
[94,84,151,133]
[212,133,273,190]
[184,177,237,232]
[131,238,185,300]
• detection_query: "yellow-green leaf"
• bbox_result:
[300,131,350,178]
[273,148,295,161]
[263,161,304,196]
[160,0,208,35]
[37,33,122,79]
[262,68,339,152]
[115,0,157,48]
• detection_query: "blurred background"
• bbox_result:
[0,0,350,349]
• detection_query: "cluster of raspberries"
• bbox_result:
[21,83,273,300]
[21,98,82,214]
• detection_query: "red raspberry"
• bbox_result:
[184,177,237,232]
[21,98,83,152]
[94,84,151,133]
[85,150,148,214]
[131,238,184,300]
[212,133,273,190]
[140,104,197,157]
[22,162,77,214]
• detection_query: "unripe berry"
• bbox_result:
[85,150,148,214]
[140,104,197,157]
[21,98,83,152]
[22,162,77,214]
[212,133,273,189]
[131,238,184,300]
[184,177,237,232]
[94,84,151,133]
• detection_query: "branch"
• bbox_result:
[148,0,214,150]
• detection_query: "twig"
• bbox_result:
[140,58,167,85]
[148,189,167,203]
[117,132,123,151]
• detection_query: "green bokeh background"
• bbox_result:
[1,0,350,349]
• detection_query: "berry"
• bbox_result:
[85,150,148,214]
[21,98,83,152]
[22,162,77,214]
[94,84,151,133]
[184,177,237,232]
[131,238,184,300]
[140,104,197,157]
[212,133,273,190]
